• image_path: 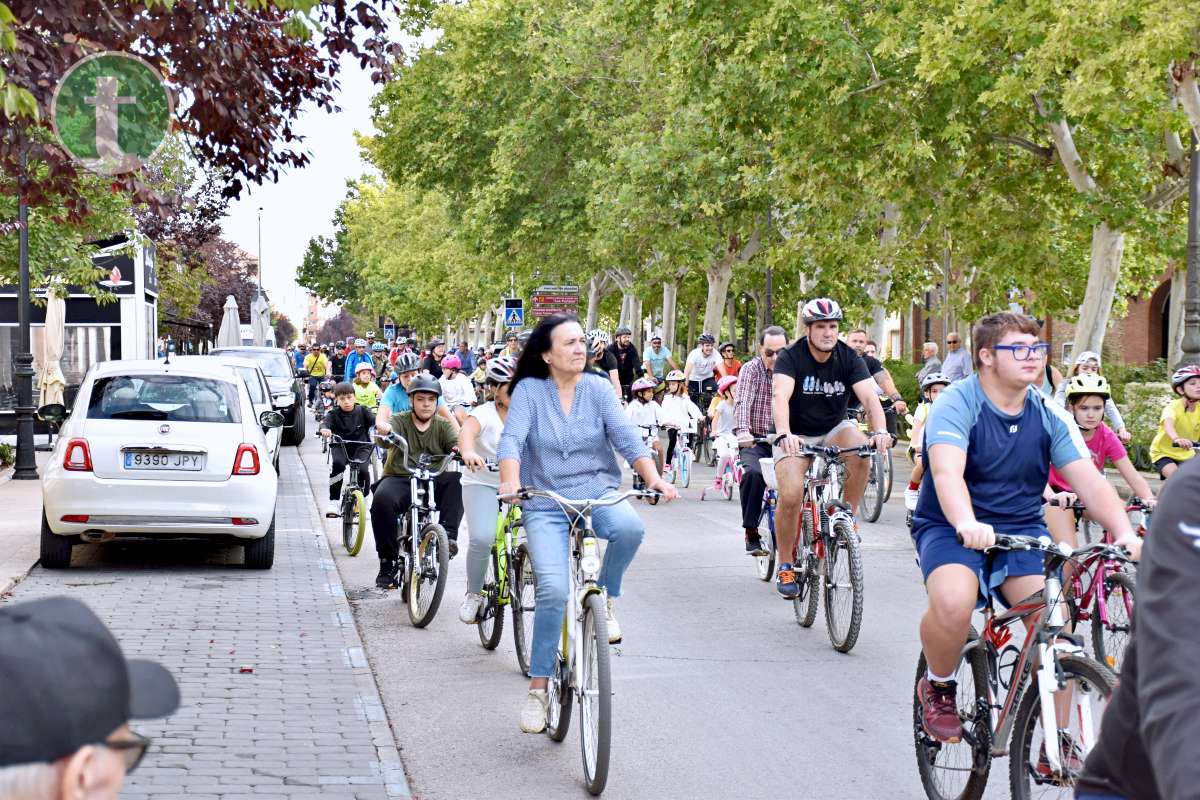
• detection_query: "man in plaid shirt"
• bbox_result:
[733,326,789,555]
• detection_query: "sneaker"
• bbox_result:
[458,592,484,624]
[448,539,459,559]
[776,563,799,599]
[917,677,963,743]
[606,597,621,644]
[326,500,340,518]
[904,487,920,512]
[520,689,549,734]
[1035,730,1085,783]
[374,559,397,590]
[745,529,767,555]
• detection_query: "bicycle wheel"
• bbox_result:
[342,490,366,556]
[794,510,820,627]
[680,450,691,489]
[407,523,449,628]
[478,547,505,650]
[1090,571,1135,673]
[756,498,776,582]
[823,518,864,652]
[1008,655,1115,800]
[861,453,884,523]
[579,592,612,795]
[723,469,733,501]
[882,447,895,502]
[546,634,573,743]
[913,641,992,800]
[512,543,537,677]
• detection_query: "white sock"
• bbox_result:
[927,668,955,684]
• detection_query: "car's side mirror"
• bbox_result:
[37,403,68,422]
[259,410,286,428]
[297,369,310,379]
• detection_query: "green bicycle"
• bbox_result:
[327,435,373,556]
[475,478,537,675]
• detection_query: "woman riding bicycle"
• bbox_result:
[456,355,518,625]
[497,314,677,734]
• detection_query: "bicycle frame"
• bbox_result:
[798,445,861,560]
[379,434,457,575]
[492,501,522,606]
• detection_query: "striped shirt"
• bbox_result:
[732,355,774,438]
[498,373,650,512]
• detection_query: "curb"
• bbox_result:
[293,446,414,800]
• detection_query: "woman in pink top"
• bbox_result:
[1044,374,1155,552]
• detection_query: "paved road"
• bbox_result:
[3,448,409,800]
[301,437,1019,800]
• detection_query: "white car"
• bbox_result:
[170,355,281,470]
[39,358,284,569]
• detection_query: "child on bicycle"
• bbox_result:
[352,361,381,409]
[320,382,376,518]
[1044,374,1156,551]
[625,377,664,465]
[369,375,463,589]
[438,354,475,424]
[903,372,951,513]
[1148,364,1200,480]
[456,355,517,625]
[1052,351,1132,442]
[660,370,703,476]
[708,375,740,487]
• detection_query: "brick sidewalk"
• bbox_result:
[1,448,411,799]
[0,452,49,596]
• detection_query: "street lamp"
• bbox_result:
[256,206,264,290]
[13,145,38,480]
[1180,132,1200,368]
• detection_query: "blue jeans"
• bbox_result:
[523,500,645,678]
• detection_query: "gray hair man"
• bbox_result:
[0,596,180,800]
[916,341,942,383]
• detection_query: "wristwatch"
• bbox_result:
[889,393,902,402]
[870,430,890,437]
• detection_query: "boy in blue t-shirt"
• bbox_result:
[913,312,1140,748]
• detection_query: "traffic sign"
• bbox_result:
[504,297,524,328]
[383,324,395,340]
[530,284,579,319]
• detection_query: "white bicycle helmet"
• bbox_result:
[1171,364,1200,389]
[801,297,843,324]
[920,372,951,391]
[588,329,611,347]
[485,355,518,384]
[665,370,685,382]
[394,352,420,373]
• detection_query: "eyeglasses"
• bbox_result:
[992,342,1050,361]
[762,348,778,357]
[104,731,151,773]
[945,339,960,344]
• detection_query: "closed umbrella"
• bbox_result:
[216,295,242,348]
[251,291,270,347]
[39,285,67,407]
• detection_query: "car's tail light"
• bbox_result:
[232,444,260,476]
[63,438,92,471]
[61,514,89,523]
[231,517,258,526]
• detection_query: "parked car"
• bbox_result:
[38,359,284,569]
[210,346,306,445]
[172,355,281,470]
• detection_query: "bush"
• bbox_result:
[1119,382,1173,470]
[1102,359,1169,406]
[0,443,12,467]
[883,358,921,405]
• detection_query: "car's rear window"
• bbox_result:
[211,349,292,378]
[87,375,242,423]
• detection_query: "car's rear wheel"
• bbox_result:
[283,402,305,446]
[40,512,76,569]
[243,516,276,569]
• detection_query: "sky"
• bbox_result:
[218,53,384,332]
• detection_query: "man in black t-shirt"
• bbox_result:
[770,298,891,599]
[606,326,641,402]
[845,328,907,434]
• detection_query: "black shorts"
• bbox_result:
[1154,456,1184,478]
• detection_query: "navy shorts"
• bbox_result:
[913,524,1046,609]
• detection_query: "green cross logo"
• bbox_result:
[51,52,173,176]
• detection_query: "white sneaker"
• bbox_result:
[326,500,340,518]
[458,593,484,624]
[606,598,621,644]
[520,689,549,733]
[904,487,920,512]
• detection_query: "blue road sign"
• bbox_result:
[504,298,524,328]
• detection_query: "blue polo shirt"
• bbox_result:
[381,383,446,414]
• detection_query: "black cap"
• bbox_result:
[0,597,180,766]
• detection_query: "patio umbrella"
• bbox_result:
[251,291,270,347]
[216,295,242,348]
[38,285,67,407]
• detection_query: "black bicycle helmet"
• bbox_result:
[697,332,716,345]
[406,374,442,398]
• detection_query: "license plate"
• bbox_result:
[124,451,205,471]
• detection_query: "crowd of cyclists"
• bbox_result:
[286,302,1200,795]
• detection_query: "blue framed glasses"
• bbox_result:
[992,342,1050,361]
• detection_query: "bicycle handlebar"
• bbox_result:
[954,531,1134,563]
[502,487,659,509]
[375,431,460,476]
[1047,496,1154,512]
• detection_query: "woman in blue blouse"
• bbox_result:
[498,314,677,734]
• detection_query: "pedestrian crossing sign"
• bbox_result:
[504,298,524,328]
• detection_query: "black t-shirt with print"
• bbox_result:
[774,338,871,436]
[845,353,885,411]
